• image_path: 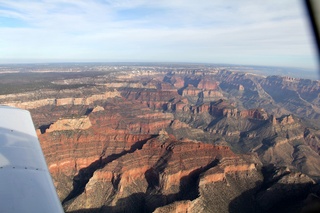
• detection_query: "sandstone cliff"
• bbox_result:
[62,134,262,213]
[1,66,319,212]
[46,117,92,133]
[2,90,120,109]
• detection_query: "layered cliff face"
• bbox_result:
[171,98,320,178]
[38,97,174,201]
[1,66,320,212]
[63,133,264,213]
[214,71,320,120]
[2,90,120,110]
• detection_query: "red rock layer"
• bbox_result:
[197,78,219,90]
[63,133,260,212]
[38,98,175,200]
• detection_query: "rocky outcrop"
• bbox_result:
[197,78,219,90]
[182,84,201,97]
[172,77,185,88]
[46,116,92,133]
[202,90,223,99]
[92,105,104,112]
[279,114,295,125]
[5,98,56,109]
[1,66,319,212]
[304,129,320,155]
[37,97,176,201]
[3,90,120,109]
[251,117,320,177]
[62,134,262,213]
[199,157,258,185]
[239,84,245,91]
[153,200,192,213]
[255,166,316,212]
[240,108,269,120]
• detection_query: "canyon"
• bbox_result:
[0,64,319,212]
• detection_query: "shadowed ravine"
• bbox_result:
[62,136,156,205]
[20,68,320,212]
[141,158,220,213]
[64,139,220,213]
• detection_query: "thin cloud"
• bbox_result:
[0,0,317,69]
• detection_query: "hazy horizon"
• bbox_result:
[0,0,318,70]
[0,61,318,80]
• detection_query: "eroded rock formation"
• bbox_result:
[1,67,319,212]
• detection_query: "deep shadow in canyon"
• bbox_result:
[62,136,156,205]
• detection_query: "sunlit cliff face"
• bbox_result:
[1,68,319,212]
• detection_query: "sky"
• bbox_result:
[0,0,318,70]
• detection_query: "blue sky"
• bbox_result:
[0,0,318,69]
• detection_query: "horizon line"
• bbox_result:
[0,61,318,71]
